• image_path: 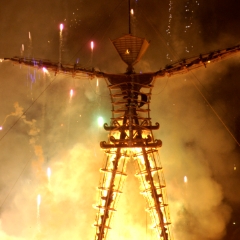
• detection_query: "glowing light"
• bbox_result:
[234,164,236,170]
[125,49,130,54]
[59,23,63,68]
[37,194,41,206]
[70,89,74,98]
[47,167,51,179]
[0,126,2,130]
[208,60,211,63]
[37,194,41,227]
[91,41,94,50]
[60,23,64,31]
[29,31,31,40]
[166,0,173,37]
[131,9,134,15]
[20,44,24,56]
[184,176,188,183]
[96,79,99,93]
[42,67,48,73]
[98,116,104,127]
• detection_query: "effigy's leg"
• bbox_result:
[133,147,173,240]
[94,148,128,240]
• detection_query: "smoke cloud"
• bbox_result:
[0,0,240,240]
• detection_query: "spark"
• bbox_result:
[91,41,94,51]
[70,89,74,98]
[0,126,2,130]
[59,24,64,68]
[184,176,188,183]
[131,9,134,15]
[37,194,41,231]
[234,164,236,170]
[42,67,48,73]
[20,44,24,56]
[96,79,99,93]
[60,23,64,31]
[183,0,200,53]
[28,32,32,58]
[90,41,94,66]
[37,194,41,206]
[166,0,173,36]
[69,89,74,103]
[166,0,173,60]
[98,116,104,127]
[47,167,51,180]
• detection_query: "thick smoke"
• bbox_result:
[0,0,240,240]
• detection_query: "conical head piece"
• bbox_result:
[111,34,149,67]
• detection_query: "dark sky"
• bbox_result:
[0,0,240,239]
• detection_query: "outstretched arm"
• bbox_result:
[2,57,105,79]
[154,44,240,78]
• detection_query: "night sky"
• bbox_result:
[0,0,240,239]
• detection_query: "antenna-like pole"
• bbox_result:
[128,0,131,34]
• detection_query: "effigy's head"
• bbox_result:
[111,34,150,73]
